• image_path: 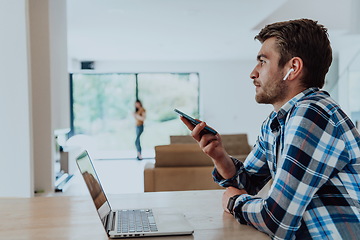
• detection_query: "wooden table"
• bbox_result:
[0,190,269,239]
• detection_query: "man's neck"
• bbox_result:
[272,87,307,112]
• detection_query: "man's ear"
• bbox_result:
[286,57,303,81]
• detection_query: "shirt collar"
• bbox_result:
[269,87,320,131]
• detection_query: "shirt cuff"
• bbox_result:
[233,194,256,224]
[212,157,244,188]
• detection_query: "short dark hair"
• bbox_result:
[255,19,332,88]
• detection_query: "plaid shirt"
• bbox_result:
[214,88,360,239]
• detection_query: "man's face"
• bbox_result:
[250,37,288,106]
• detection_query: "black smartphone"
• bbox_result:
[174,109,218,135]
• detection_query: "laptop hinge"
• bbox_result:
[105,211,116,232]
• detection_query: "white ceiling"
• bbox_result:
[67,0,355,62]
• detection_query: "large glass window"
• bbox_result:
[137,73,199,148]
[70,72,199,158]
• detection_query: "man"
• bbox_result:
[180,19,360,239]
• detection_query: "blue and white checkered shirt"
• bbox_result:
[214,88,360,239]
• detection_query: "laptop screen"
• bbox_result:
[76,150,111,221]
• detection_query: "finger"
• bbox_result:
[199,131,220,146]
[199,136,222,159]
[199,134,218,149]
[180,116,195,130]
[191,122,208,141]
[180,117,205,142]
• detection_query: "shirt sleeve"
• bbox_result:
[213,126,272,195]
[233,103,349,239]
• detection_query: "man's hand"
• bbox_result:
[180,116,225,158]
[223,187,248,214]
[180,116,236,179]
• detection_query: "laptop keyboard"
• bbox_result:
[117,209,158,233]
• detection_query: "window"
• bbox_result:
[70,72,199,158]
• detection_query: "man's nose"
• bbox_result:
[250,68,258,80]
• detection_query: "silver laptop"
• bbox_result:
[76,150,194,238]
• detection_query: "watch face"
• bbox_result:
[227,195,240,214]
[227,197,236,213]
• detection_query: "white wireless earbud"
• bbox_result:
[283,68,294,81]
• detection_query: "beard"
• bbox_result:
[255,75,288,105]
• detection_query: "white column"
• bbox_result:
[49,0,70,130]
[0,0,33,197]
[29,0,69,195]
[28,0,54,194]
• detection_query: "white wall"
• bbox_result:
[71,59,272,145]
[0,0,69,197]
[0,0,33,197]
[334,35,360,115]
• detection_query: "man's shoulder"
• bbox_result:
[295,90,340,115]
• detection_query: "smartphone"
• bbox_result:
[174,109,217,135]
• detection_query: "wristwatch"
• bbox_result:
[227,195,241,215]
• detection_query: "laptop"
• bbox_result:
[76,150,194,238]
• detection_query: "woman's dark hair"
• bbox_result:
[255,18,332,88]
[135,100,142,112]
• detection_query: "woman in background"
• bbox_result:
[133,100,146,160]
